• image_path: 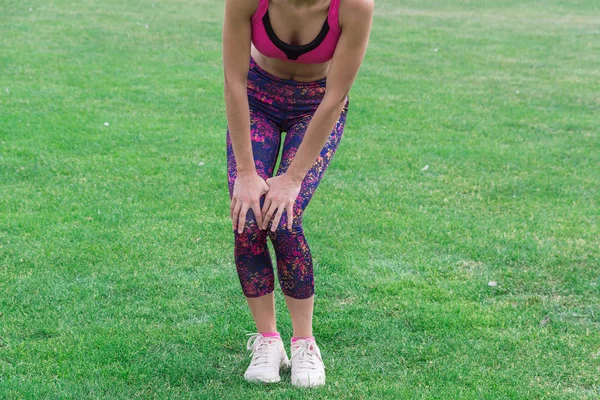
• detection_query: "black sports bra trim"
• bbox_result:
[262,10,330,60]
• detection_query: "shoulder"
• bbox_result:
[224,0,260,20]
[338,0,374,29]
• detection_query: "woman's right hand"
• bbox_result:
[231,171,270,234]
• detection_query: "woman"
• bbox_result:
[222,0,373,387]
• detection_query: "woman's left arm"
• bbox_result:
[285,0,375,184]
[261,0,374,231]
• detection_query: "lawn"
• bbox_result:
[1,0,599,398]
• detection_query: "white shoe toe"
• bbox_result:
[293,372,325,387]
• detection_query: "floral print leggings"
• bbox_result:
[227,56,349,300]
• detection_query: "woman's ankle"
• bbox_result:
[291,336,315,343]
[260,331,281,339]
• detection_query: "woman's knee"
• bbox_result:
[233,207,263,235]
[234,221,268,258]
[264,207,304,237]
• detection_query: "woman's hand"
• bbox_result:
[261,173,302,232]
[231,172,270,234]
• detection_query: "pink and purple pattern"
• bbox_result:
[226,56,349,300]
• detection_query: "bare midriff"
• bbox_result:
[251,44,331,82]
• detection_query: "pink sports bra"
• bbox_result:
[251,0,342,64]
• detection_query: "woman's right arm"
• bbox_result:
[222,0,267,233]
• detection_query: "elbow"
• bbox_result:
[223,75,233,94]
[223,79,239,101]
[324,88,349,107]
[323,90,349,111]
[223,74,247,97]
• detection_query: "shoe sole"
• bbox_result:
[292,375,326,388]
[245,375,281,384]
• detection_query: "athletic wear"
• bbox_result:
[244,332,291,383]
[262,331,282,338]
[227,56,349,299]
[292,336,315,343]
[290,337,326,387]
[251,0,342,63]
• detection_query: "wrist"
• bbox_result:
[285,167,306,185]
[236,167,257,177]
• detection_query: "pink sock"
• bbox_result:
[261,331,281,339]
[291,336,315,343]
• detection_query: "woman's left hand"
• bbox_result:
[261,173,302,232]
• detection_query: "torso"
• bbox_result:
[250,0,337,82]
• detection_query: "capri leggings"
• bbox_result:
[226,56,349,300]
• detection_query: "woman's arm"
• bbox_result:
[222,0,258,175]
[260,0,374,231]
[285,0,374,184]
[223,0,268,233]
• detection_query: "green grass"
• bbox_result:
[1,0,599,398]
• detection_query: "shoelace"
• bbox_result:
[291,340,325,370]
[246,333,279,367]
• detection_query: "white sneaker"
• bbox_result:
[244,333,291,383]
[290,338,326,387]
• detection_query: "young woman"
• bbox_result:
[222,0,373,387]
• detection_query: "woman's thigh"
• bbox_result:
[274,105,349,229]
[227,110,281,191]
[227,109,282,223]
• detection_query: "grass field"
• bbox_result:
[1,0,599,398]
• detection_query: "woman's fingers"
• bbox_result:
[287,202,294,230]
[270,206,284,232]
[261,198,272,229]
[252,200,263,228]
[237,203,249,234]
[232,196,265,233]
[262,201,276,230]
[230,198,236,221]
[261,196,271,216]
[232,199,242,231]
[261,199,295,232]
